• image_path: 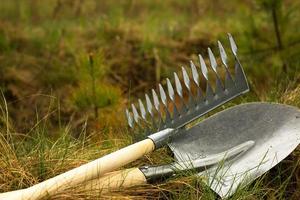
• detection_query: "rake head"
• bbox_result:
[126,33,249,135]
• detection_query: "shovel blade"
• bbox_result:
[169,103,300,198]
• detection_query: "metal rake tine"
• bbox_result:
[159,84,167,106]
[199,54,214,100]
[131,104,140,123]
[167,78,175,102]
[167,78,179,119]
[217,41,228,68]
[159,84,171,123]
[174,72,188,113]
[152,89,164,127]
[182,66,195,108]
[145,94,153,117]
[228,33,237,57]
[208,48,217,74]
[125,109,134,128]
[190,61,199,86]
[227,33,249,90]
[218,40,234,89]
[138,99,147,120]
[199,54,208,81]
[174,72,183,98]
[208,47,224,94]
[132,103,148,133]
[152,89,160,112]
[138,98,152,133]
[190,60,204,101]
[181,66,190,91]
[145,93,157,130]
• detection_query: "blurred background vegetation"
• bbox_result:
[0,0,300,199]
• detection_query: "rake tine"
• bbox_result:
[199,54,214,101]
[138,99,152,133]
[159,84,171,123]
[138,99,150,131]
[218,41,228,68]
[228,33,239,84]
[182,66,195,108]
[145,93,157,130]
[228,33,249,90]
[167,78,179,119]
[218,40,234,89]
[131,103,147,133]
[199,54,208,80]
[125,109,134,128]
[131,104,140,123]
[138,99,147,120]
[174,72,183,98]
[190,61,204,102]
[159,84,167,106]
[152,89,160,113]
[208,48,217,73]
[228,33,237,57]
[152,89,164,128]
[208,47,224,95]
[167,78,175,101]
[174,72,188,113]
[182,66,191,91]
[145,94,153,117]
[190,61,199,86]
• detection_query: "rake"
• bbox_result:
[126,33,249,147]
[0,33,249,200]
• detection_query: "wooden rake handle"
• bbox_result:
[0,139,155,200]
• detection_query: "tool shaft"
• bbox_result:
[79,168,147,191]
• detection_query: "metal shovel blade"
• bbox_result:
[169,102,300,198]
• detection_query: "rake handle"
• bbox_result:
[0,139,155,200]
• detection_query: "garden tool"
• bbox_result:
[79,102,300,199]
[0,34,249,200]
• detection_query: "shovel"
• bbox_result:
[0,34,249,200]
[78,102,300,198]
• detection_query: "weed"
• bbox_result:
[71,51,121,119]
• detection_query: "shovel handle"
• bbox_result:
[0,139,155,200]
[79,168,147,191]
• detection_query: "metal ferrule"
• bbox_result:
[147,128,175,149]
[139,164,176,183]
[139,161,205,183]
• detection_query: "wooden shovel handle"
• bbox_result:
[0,139,154,200]
[79,168,147,191]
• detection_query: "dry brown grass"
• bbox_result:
[0,0,300,199]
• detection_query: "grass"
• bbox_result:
[0,0,300,199]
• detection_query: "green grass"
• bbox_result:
[0,0,300,199]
